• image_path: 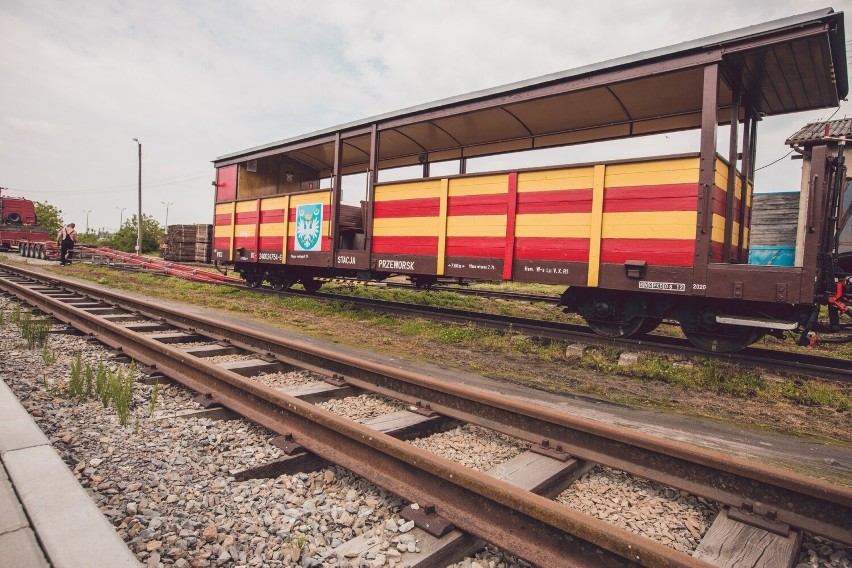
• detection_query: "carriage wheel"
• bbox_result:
[680,307,765,352]
[585,316,650,338]
[301,278,322,293]
[271,278,293,291]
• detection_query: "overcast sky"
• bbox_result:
[1,0,850,231]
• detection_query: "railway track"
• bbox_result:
[289,288,852,383]
[80,253,852,382]
[1,262,850,567]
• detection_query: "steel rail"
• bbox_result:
[65,255,852,380]
[2,262,851,546]
[0,270,712,568]
[300,289,852,382]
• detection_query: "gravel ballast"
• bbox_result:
[0,295,849,567]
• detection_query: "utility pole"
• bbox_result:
[116,207,126,227]
[161,201,173,228]
[132,138,142,255]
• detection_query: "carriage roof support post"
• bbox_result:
[365,123,379,256]
[694,62,719,291]
[737,110,757,263]
[331,132,342,256]
[723,86,741,262]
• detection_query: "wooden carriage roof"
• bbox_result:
[215,8,848,175]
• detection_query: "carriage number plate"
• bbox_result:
[638,281,686,292]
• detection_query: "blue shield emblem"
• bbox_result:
[295,203,322,251]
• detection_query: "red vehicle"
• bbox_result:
[0,194,57,260]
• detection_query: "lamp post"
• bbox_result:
[132,138,142,255]
[82,210,92,233]
[161,201,173,228]
[116,206,126,227]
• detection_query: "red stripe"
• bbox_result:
[213,237,231,249]
[235,212,258,224]
[603,184,699,212]
[600,239,695,266]
[446,237,505,258]
[258,236,284,249]
[710,240,724,262]
[260,209,287,223]
[214,213,232,225]
[374,198,440,218]
[514,237,591,262]
[517,189,592,214]
[372,236,438,255]
[447,194,506,216]
[234,237,256,249]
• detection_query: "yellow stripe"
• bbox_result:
[448,175,508,196]
[213,226,232,238]
[259,223,286,237]
[281,195,290,264]
[714,158,728,190]
[234,226,256,238]
[515,213,591,238]
[710,213,726,243]
[261,196,289,210]
[604,158,700,187]
[235,200,258,214]
[375,180,442,201]
[290,191,331,207]
[601,211,697,239]
[446,215,507,237]
[373,217,439,237]
[288,221,331,239]
[517,167,594,192]
[215,203,233,215]
[587,165,605,287]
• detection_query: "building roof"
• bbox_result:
[787,117,852,146]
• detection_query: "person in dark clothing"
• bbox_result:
[58,223,77,265]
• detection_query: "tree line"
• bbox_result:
[35,202,164,254]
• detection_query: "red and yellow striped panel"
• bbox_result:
[712,158,752,261]
[515,166,595,263]
[233,200,260,253]
[446,175,508,262]
[374,180,443,256]
[514,158,702,270]
[257,196,289,260]
[213,202,236,259]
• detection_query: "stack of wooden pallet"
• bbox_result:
[162,224,213,263]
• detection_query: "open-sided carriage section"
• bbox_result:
[212,8,849,351]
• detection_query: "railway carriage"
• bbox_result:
[212,8,850,352]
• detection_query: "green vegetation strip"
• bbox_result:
[3,258,849,442]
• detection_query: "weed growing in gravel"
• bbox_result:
[95,362,108,400]
[0,307,5,326]
[23,318,52,349]
[64,357,141,426]
[68,353,85,397]
[10,302,21,324]
[41,345,57,365]
[112,363,136,425]
[148,380,160,417]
